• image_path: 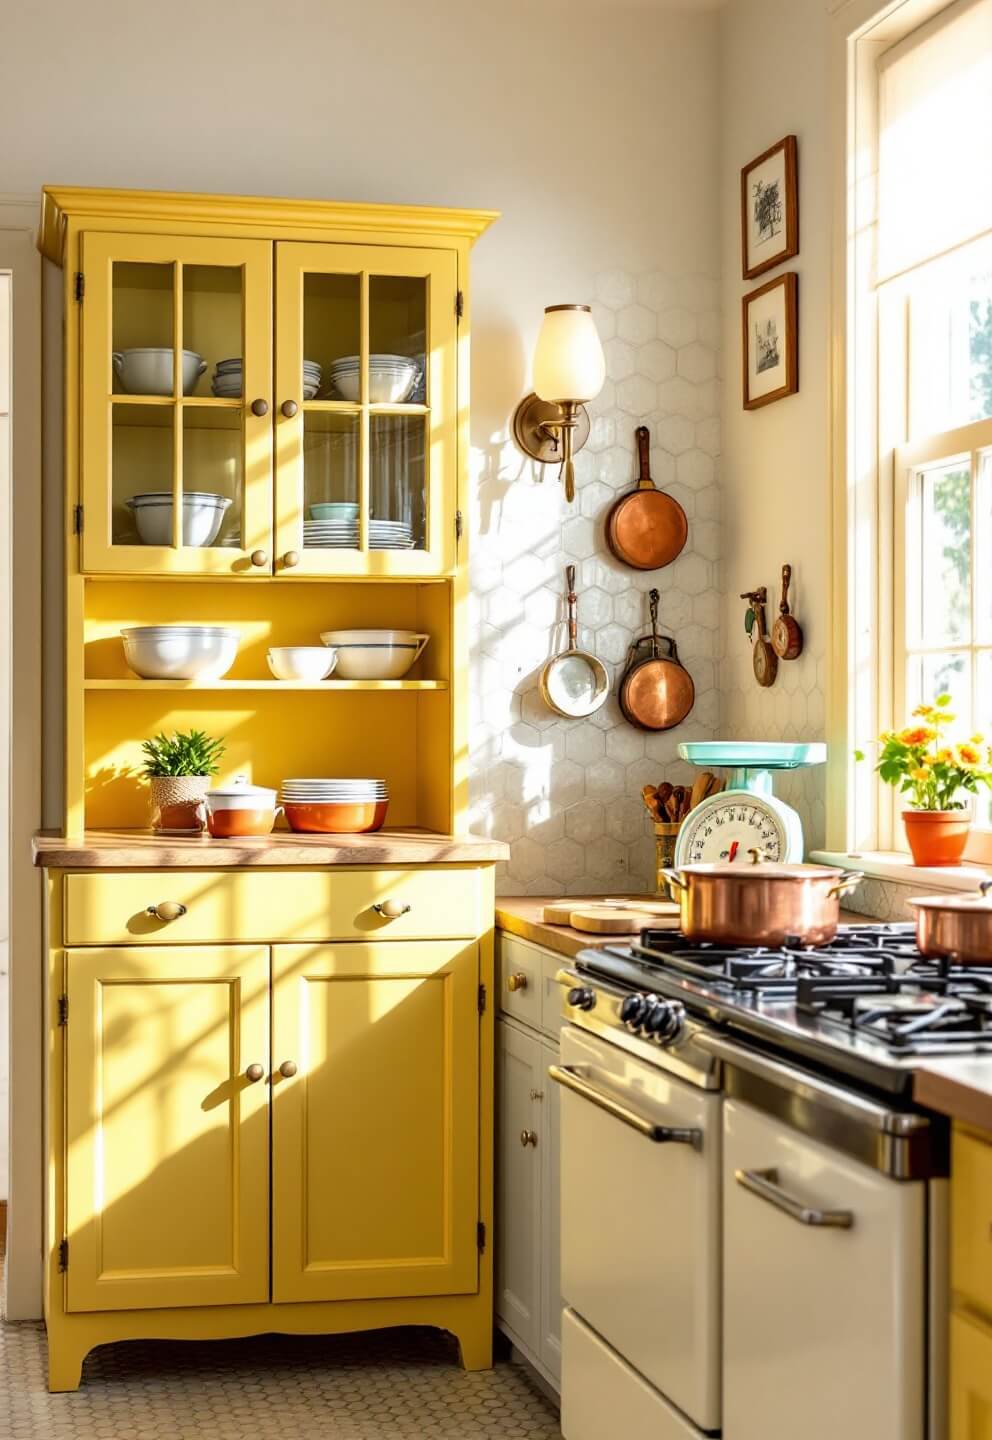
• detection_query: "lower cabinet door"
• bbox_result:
[540,1034,562,1385]
[271,940,480,1302]
[723,1097,927,1440]
[951,1309,992,1440]
[65,945,270,1312]
[496,1019,543,1353]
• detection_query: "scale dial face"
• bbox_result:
[675,791,796,866]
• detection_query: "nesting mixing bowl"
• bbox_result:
[319,629,429,680]
[113,348,207,396]
[127,491,231,548]
[266,647,338,682]
[121,624,241,680]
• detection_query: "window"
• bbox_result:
[868,0,992,859]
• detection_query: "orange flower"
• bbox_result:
[898,726,936,747]
[910,766,930,782]
[954,743,982,769]
[936,747,954,764]
[912,704,935,720]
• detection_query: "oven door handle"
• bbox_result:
[548,1064,703,1148]
[734,1166,854,1229]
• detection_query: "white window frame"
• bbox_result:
[824,0,992,878]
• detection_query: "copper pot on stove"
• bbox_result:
[662,851,865,948]
[908,882,992,964]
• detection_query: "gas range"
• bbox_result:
[567,921,992,1097]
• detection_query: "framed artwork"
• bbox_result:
[741,135,798,279]
[742,272,798,410]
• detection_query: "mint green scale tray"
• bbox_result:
[678,742,827,771]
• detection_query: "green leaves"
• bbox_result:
[140,728,226,779]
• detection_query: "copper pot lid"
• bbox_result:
[909,885,992,912]
[673,861,847,880]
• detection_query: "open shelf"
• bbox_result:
[84,678,448,692]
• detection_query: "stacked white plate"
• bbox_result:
[329,354,418,403]
[302,518,414,550]
[211,358,322,400]
[281,778,388,802]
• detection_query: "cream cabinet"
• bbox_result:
[496,931,563,1391]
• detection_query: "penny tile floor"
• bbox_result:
[1,1323,562,1439]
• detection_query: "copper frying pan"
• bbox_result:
[618,589,695,731]
[606,426,688,570]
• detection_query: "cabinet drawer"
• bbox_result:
[64,867,483,945]
[497,933,544,1029]
[950,1308,992,1440]
[952,1126,992,1321]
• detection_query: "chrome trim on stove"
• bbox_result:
[696,1030,945,1179]
[549,1064,704,1147]
[734,1166,854,1228]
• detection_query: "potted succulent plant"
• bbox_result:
[857,695,992,865]
[140,728,227,833]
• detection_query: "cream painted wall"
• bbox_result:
[719,0,831,848]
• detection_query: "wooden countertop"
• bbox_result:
[496,894,667,961]
[495,896,880,964]
[915,1061,992,1134]
[33,828,510,869]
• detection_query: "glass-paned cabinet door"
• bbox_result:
[274,243,458,576]
[80,232,273,574]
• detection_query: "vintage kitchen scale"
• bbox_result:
[674,741,827,864]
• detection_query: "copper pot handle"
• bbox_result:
[660,868,687,893]
[565,565,578,650]
[980,879,992,898]
[748,847,770,865]
[827,871,864,899]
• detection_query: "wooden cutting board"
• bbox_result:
[542,900,679,934]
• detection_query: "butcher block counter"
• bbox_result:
[33,827,509,869]
[915,1061,992,1134]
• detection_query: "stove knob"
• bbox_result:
[644,999,686,1044]
[619,993,648,1030]
[567,986,596,1012]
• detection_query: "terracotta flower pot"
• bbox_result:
[149,774,210,833]
[902,809,971,867]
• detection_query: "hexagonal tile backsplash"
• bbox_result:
[469,268,722,895]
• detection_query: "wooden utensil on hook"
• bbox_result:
[771,564,804,659]
[741,587,778,688]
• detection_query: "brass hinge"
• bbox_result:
[455,509,463,542]
[477,1221,486,1252]
[455,290,464,322]
[73,504,84,535]
[477,983,487,1015]
[58,1238,69,1271]
[74,272,84,302]
[57,994,68,1026]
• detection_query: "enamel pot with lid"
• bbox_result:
[661,853,865,947]
[908,881,992,964]
[199,776,282,838]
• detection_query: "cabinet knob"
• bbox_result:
[250,398,269,417]
[146,901,187,922]
[372,900,411,919]
[250,549,269,568]
[245,1063,265,1083]
[282,550,300,569]
[520,1129,538,1148]
[281,399,299,418]
[279,1060,298,1078]
[507,972,528,992]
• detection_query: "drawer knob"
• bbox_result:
[372,900,411,919]
[146,901,187,922]
[507,971,528,992]
[245,1063,265,1083]
[279,1060,298,1078]
[520,1129,538,1148]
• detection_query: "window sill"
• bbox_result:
[811,849,991,893]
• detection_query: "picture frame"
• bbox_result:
[742,272,798,410]
[741,135,798,280]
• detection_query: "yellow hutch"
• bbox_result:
[33,185,506,1390]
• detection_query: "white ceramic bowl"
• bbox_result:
[121,625,240,680]
[113,348,207,397]
[319,629,429,680]
[266,647,338,682]
[331,361,417,404]
[127,492,231,547]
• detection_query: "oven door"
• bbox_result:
[555,1024,722,1432]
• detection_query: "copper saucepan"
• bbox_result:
[908,881,992,964]
[662,853,865,947]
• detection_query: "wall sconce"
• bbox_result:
[512,304,606,503]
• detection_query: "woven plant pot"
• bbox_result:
[149,774,210,833]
